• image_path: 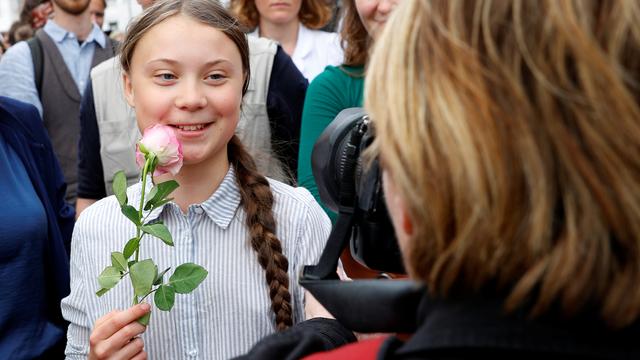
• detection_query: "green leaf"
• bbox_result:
[96,288,110,297]
[121,205,140,226]
[169,263,208,294]
[144,180,179,210]
[112,170,128,206]
[130,259,156,297]
[154,285,175,311]
[128,260,137,269]
[148,198,173,210]
[123,237,140,259]
[144,186,159,210]
[111,252,127,273]
[137,311,151,326]
[154,267,171,286]
[97,266,122,290]
[141,223,173,246]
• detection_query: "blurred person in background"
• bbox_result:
[22,0,53,30]
[297,0,399,221]
[89,0,106,29]
[0,96,74,359]
[305,0,640,358]
[0,0,119,206]
[7,21,34,46]
[296,0,400,278]
[230,0,343,81]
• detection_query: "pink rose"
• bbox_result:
[136,124,183,176]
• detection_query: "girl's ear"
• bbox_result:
[123,72,135,108]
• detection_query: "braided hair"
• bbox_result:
[229,136,293,330]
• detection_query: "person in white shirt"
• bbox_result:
[230,0,343,81]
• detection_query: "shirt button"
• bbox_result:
[194,206,204,215]
[188,349,198,357]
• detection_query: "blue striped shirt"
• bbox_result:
[61,167,331,359]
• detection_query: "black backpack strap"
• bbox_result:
[27,36,44,99]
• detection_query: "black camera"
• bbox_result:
[312,108,404,274]
[300,108,422,333]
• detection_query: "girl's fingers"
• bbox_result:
[108,321,147,350]
[91,303,150,344]
[91,321,146,359]
[94,310,119,329]
[114,337,146,360]
[130,350,148,360]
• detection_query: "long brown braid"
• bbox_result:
[228,135,293,331]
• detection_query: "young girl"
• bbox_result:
[61,1,331,359]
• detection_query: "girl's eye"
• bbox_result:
[156,73,176,81]
[207,73,226,81]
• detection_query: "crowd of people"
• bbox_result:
[1,0,639,359]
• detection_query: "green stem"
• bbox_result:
[133,158,152,306]
[135,159,151,263]
[139,287,160,303]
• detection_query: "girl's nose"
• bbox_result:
[175,80,207,110]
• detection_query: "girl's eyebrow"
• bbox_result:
[146,58,233,67]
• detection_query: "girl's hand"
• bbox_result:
[89,303,151,360]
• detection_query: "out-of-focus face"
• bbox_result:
[137,0,155,10]
[382,168,413,274]
[52,0,91,15]
[123,14,245,170]
[255,0,302,26]
[89,0,105,28]
[355,0,401,39]
[30,1,53,29]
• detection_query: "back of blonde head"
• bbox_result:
[366,0,640,328]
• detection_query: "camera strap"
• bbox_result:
[302,211,355,280]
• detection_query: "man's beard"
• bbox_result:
[52,0,91,15]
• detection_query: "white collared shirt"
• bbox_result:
[250,24,343,81]
[61,167,331,359]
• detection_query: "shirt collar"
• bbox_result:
[293,24,312,60]
[142,166,241,230]
[199,166,241,229]
[44,19,106,48]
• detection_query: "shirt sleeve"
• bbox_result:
[293,188,332,323]
[77,79,107,199]
[297,68,347,221]
[60,218,92,359]
[0,41,43,116]
[266,46,308,180]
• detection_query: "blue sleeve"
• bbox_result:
[77,80,107,199]
[0,41,43,116]
[266,46,308,180]
[8,97,75,250]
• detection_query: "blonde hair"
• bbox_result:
[366,0,640,328]
[229,0,333,31]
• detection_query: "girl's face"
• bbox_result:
[255,0,302,26]
[355,0,401,39]
[124,14,245,170]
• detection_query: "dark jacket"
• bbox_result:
[307,291,640,360]
[0,96,74,358]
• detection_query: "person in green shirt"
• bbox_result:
[297,0,402,221]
